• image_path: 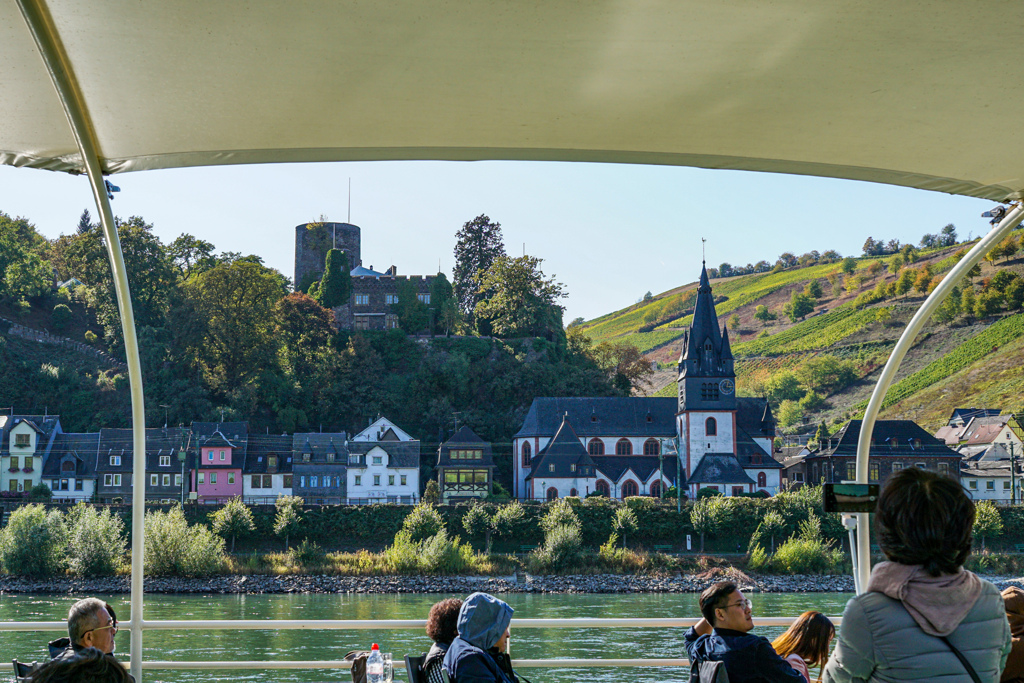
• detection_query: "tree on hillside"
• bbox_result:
[754,305,776,324]
[933,285,962,324]
[804,279,823,299]
[275,293,335,378]
[820,250,841,263]
[728,313,740,330]
[453,214,506,319]
[795,355,857,394]
[920,233,937,248]
[777,252,798,269]
[473,255,566,339]
[168,233,217,279]
[765,371,803,402]
[940,224,958,246]
[862,237,881,256]
[429,273,460,335]
[961,286,977,320]
[76,209,93,234]
[592,340,654,394]
[308,248,351,308]
[777,400,802,429]
[913,268,933,295]
[393,277,431,334]
[840,257,857,275]
[785,291,814,322]
[895,268,915,298]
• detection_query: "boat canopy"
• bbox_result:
[2,0,1024,201]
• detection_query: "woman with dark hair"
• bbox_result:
[422,598,462,683]
[823,467,1011,682]
[771,611,835,682]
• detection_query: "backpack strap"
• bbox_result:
[938,636,983,683]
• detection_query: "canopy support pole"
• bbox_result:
[15,0,147,678]
[854,202,1024,593]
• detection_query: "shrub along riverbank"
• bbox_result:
[1,489,1022,578]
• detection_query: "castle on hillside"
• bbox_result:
[513,263,782,500]
[294,221,435,331]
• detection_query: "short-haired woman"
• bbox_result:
[823,467,1011,682]
[771,611,835,682]
[422,598,462,683]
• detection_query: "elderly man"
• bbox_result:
[685,581,804,683]
[48,598,123,669]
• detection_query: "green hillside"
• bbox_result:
[583,230,1024,433]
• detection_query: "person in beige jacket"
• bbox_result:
[824,468,1011,683]
[1001,586,1024,683]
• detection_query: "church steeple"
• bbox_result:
[677,262,736,411]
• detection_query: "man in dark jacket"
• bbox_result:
[46,598,132,681]
[443,592,519,683]
[685,581,803,683]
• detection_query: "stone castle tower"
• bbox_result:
[294,222,361,291]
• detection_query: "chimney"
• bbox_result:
[386,265,397,276]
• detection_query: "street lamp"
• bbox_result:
[159,404,170,428]
[178,430,191,506]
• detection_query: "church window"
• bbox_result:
[548,464,555,473]
[706,417,717,436]
[621,480,639,498]
[521,442,532,467]
[546,487,558,501]
[588,439,605,456]
[570,488,577,497]
[650,480,662,497]
[596,480,610,496]
[616,439,632,456]
[643,439,660,455]
[757,472,767,488]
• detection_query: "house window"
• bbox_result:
[150,474,158,486]
[1004,480,1011,490]
[159,456,171,467]
[385,294,398,305]
[643,439,660,455]
[283,475,293,488]
[228,472,235,484]
[546,487,558,501]
[14,433,30,447]
[570,464,576,472]
[869,462,879,481]
[616,439,632,456]
[451,450,483,460]
[706,417,717,436]
[75,480,83,491]
[59,479,69,491]
[110,455,120,466]
[355,475,362,486]
[846,462,856,480]
[9,456,19,469]
[311,476,318,487]
[302,453,311,462]
[588,439,604,456]
[621,480,639,498]
[268,456,277,468]
[8,480,16,492]
[175,474,182,486]
[915,462,927,470]
[401,475,407,486]
[794,472,804,482]
[389,475,395,486]
[262,475,271,487]
[252,475,262,488]
[373,456,383,465]
[162,474,170,487]
[210,473,217,484]
[938,463,949,476]
[198,473,205,484]
[987,480,996,490]
[208,453,214,461]
[649,481,661,498]
[521,442,532,466]
[893,462,903,472]
[757,472,767,488]
[418,294,431,304]
[327,452,335,462]
[969,480,978,489]
[374,475,381,486]
[355,294,370,305]
[113,474,121,487]
[220,451,226,461]
[62,460,75,473]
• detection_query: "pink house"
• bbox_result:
[192,430,243,503]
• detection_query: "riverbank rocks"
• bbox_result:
[1,573,1019,595]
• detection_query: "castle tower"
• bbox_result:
[294,222,361,292]
[676,263,738,481]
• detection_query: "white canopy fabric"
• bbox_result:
[2,0,1024,199]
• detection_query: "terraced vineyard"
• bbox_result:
[733,306,886,356]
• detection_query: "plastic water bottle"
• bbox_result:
[367,643,384,683]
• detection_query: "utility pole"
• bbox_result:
[1012,441,1017,506]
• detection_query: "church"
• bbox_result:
[513,264,782,501]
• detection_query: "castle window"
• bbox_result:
[615,439,632,456]
[385,314,399,329]
[521,442,532,467]
[643,439,660,455]
[385,294,398,305]
[588,439,605,456]
[355,294,369,305]
[418,294,431,304]
[706,417,717,436]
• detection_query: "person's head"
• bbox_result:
[426,598,463,646]
[456,592,514,651]
[699,581,753,632]
[67,599,117,654]
[26,648,130,683]
[770,611,835,667]
[877,467,974,576]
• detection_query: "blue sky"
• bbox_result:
[0,161,995,323]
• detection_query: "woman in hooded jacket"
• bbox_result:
[823,467,1011,683]
[1001,586,1024,683]
[443,592,519,683]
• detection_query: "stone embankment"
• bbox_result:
[2,573,1020,595]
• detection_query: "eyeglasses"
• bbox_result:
[84,621,117,636]
[725,599,752,611]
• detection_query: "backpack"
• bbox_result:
[344,650,369,683]
[690,659,730,683]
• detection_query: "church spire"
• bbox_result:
[677,263,736,411]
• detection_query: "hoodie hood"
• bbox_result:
[867,561,983,636]
[456,592,513,650]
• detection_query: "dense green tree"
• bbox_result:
[795,355,857,394]
[591,340,654,394]
[462,505,493,552]
[76,209,93,234]
[940,223,958,246]
[765,371,803,402]
[275,293,334,379]
[394,277,430,334]
[167,233,217,279]
[211,496,256,552]
[309,248,351,308]
[429,273,460,335]
[473,255,566,339]
[895,268,916,298]
[612,507,638,548]
[274,496,304,550]
[785,291,814,322]
[974,290,1004,319]
[974,500,1003,550]
[0,213,52,301]
[961,286,977,319]
[840,257,857,275]
[1006,279,1024,310]
[933,285,962,324]
[453,214,505,319]
[804,279,824,299]
[777,400,802,429]
[753,305,776,324]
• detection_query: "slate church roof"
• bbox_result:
[526,416,597,480]
[515,397,677,439]
[686,454,756,486]
[594,456,679,484]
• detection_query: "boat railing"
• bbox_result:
[0,616,841,671]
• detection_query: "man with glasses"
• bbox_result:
[48,598,127,675]
[685,581,803,682]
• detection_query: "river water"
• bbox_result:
[0,592,854,683]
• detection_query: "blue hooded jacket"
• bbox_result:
[443,592,516,683]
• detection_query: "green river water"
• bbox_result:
[0,592,854,683]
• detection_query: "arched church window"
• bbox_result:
[616,439,632,456]
[706,417,717,436]
[643,439,660,455]
[650,480,662,498]
[588,438,605,456]
[621,480,639,498]
[757,472,767,488]
[546,487,558,502]
[596,480,610,497]
[521,442,531,467]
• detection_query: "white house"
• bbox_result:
[352,417,415,442]
[1,414,61,494]
[346,434,420,504]
[243,434,294,504]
